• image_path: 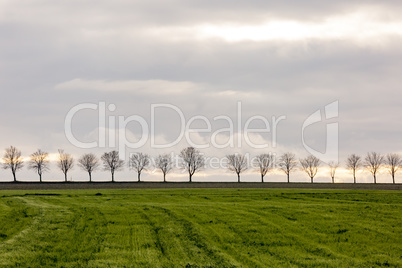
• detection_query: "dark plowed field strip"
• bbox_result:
[0,182,400,190]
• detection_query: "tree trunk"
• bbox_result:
[261,174,264,183]
[12,171,16,182]
[332,177,334,183]
[163,173,166,182]
[373,174,376,184]
[39,173,42,183]
[287,173,290,183]
[64,172,68,182]
[89,172,92,182]
[392,174,395,184]
[311,177,314,183]
[189,173,192,183]
[353,174,356,184]
[138,172,141,182]
[112,172,115,182]
[237,173,240,183]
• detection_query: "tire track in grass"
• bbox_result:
[80,196,165,267]
[18,196,82,266]
[165,192,291,266]
[122,213,135,263]
[137,207,166,259]
[122,209,156,266]
[148,205,238,267]
[255,200,401,265]
[0,196,71,266]
[137,205,192,267]
[168,204,270,268]
[0,196,62,247]
[54,196,142,267]
[235,204,332,262]
[0,198,37,245]
[237,203,366,267]
[210,204,318,267]
[244,206,339,265]
[199,204,292,267]
[124,207,165,267]
[64,206,108,265]
[138,204,234,267]
[2,196,110,267]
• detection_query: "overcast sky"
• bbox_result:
[1,1,401,182]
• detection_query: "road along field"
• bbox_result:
[0,189,400,267]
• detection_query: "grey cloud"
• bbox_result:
[3,1,402,26]
[0,1,401,182]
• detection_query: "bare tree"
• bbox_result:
[2,146,24,182]
[346,154,361,183]
[300,155,320,183]
[180,147,205,182]
[364,152,384,184]
[129,153,150,182]
[78,153,99,182]
[278,152,298,183]
[328,161,339,183]
[385,153,402,184]
[254,153,274,182]
[155,154,173,182]
[58,149,74,182]
[101,151,125,182]
[29,149,49,182]
[226,154,248,182]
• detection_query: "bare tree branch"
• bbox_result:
[346,154,361,183]
[2,146,24,182]
[155,154,173,182]
[278,152,297,183]
[129,153,150,182]
[254,153,273,182]
[364,152,384,184]
[29,149,49,182]
[328,161,339,183]
[180,147,205,182]
[101,151,124,182]
[385,153,402,184]
[300,155,320,183]
[78,153,99,182]
[226,154,248,182]
[58,149,74,182]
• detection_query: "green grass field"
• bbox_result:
[0,189,400,267]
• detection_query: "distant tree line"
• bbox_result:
[1,146,401,183]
